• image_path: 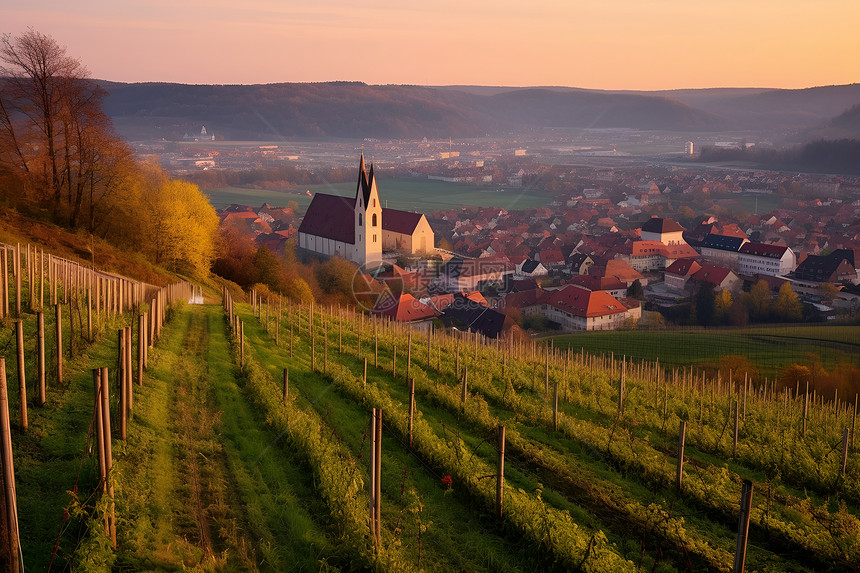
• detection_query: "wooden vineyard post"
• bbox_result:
[374,328,378,367]
[0,247,6,320]
[369,408,382,550]
[408,378,415,448]
[87,286,93,342]
[290,318,293,358]
[734,480,753,573]
[125,326,133,411]
[553,380,559,432]
[15,321,27,431]
[311,325,315,373]
[733,399,740,456]
[461,367,468,405]
[138,315,144,386]
[38,312,46,405]
[324,319,328,374]
[118,329,127,441]
[56,303,63,384]
[497,425,505,519]
[406,330,411,383]
[14,244,20,318]
[427,326,431,371]
[283,368,289,403]
[841,428,850,478]
[100,367,117,547]
[363,357,367,389]
[618,358,626,418]
[852,394,857,451]
[545,345,549,397]
[677,420,686,491]
[742,373,748,422]
[0,359,21,572]
[392,345,396,379]
[239,319,245,370]
[93,370,107,540]
[802,381,809,438]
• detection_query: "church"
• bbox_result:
[297,155,434,268]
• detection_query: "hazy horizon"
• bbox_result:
[5,0,857,91]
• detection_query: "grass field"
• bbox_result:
[550,324,860,378]
[203,178,553,212]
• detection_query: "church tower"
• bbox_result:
[354,154,383,267]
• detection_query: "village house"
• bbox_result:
[526,285,641,332]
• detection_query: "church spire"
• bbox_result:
[356,152,372,207]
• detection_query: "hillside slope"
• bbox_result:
[100,81,727,140]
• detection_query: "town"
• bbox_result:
[206,140,860,339]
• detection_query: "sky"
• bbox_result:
[3,0,859,90]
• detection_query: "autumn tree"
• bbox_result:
[714,289,733,324]
[0,29,120,227]
[773,282,803,321]
[138,167,219,277]
[742,280,772,321]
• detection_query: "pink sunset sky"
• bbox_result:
[4,0,858,90]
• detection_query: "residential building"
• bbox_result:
[737,242,796,277]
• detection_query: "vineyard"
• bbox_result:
[0,242,858,571]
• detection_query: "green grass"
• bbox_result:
[113,303,342,571]
[204,178,553,212]
[550,324,860,378]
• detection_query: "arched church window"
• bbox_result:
[372,213,378,227]
[359,213,363,226]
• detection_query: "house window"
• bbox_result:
[372,213,378,227]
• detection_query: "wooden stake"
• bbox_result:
[408,378,415,448]
[677,420,686,491]
[733,398,739,456]
[137,315,144,386]
[118,329,127,440]
[461,367,468,404]
[100,367,116,547]
[13,321,27,432]
[37,312,45,405]
[553,380,559,431]
[497,425,505,519]
[56,304,63,384]
[841,427,850,477]
[734,480,753,573]
[283,368,289,403]
[363,357,367,389]
[0,358,21,572]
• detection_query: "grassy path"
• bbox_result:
[113,303,341,571]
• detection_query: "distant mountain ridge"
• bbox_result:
[98,81,860,141]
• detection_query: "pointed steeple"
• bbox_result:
[356,153,373,208]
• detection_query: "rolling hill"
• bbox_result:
[98,81,860,142]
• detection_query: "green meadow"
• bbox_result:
[550,324,860,377]
[204,178,553,212]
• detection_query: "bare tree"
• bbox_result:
[0,29,116,227]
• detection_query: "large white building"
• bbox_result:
[737,242,796,277]
[298,155,434,267]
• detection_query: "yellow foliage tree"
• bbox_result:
[714,289,733,323]
[139,169,218,277]
[773,282,803,321]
